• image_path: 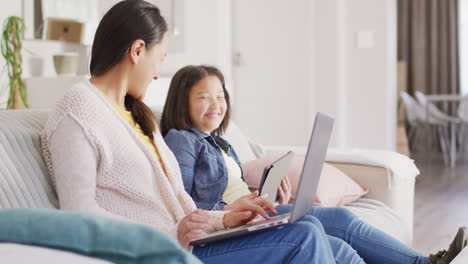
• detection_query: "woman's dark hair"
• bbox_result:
[90,0,167,140]
[161,65,231,136]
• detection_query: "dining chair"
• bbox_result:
[457,100,468,153]
[400,91,449,162]
[414,91,459,123]
[414,91,464,166]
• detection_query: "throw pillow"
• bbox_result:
[0,208,201,264]
[242,156,368,207]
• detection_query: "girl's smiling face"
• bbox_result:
[188,75,227,134]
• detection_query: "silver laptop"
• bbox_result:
[258,151,295,204]
[190,112,334,246]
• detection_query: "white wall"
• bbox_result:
[231,0,312,147]
[160,0,232,81]
[232,0,397,150]
[146,0,233,107]
[313,0,397,150]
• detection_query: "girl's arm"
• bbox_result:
[47,115,127,221]
[164,132,197,196]
[166,133,230,211]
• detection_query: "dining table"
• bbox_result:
[425,94,468,167]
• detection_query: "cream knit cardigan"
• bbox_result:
[41,80,227,238]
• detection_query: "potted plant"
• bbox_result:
[1,16,27,109]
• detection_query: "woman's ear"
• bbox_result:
[129,39,146,64]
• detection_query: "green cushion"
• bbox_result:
[0,208,201,264]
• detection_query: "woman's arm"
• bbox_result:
[48,115,127,221]
[175,208,266,250]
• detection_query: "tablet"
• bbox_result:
[258,151,294,203]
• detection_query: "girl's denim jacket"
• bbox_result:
[164,128,245,211]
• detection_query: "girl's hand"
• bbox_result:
[277,176,292,204]
[177,209,212,249]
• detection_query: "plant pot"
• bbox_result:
[53,53,79,76]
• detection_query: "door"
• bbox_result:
[231,0,313,146]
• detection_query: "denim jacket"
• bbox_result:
[164,128,245,211]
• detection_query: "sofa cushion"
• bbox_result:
[242,156,368,206]
[0,243,112,264]
[0,110,58,209]
[0,208,201,264]
[222,121,258,163]
[150,105,164,124]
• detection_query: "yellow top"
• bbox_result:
[221,150,251,204]
[103,95,167,175]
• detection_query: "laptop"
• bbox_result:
[258,151,295,204]
[190,112,334,247]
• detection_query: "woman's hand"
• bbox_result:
[177,209,213,249]
[277,176,292,204]
[223,210,256,228]
[222,191,278,228]
[223,191,277,214]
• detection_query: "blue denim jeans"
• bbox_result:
[193,215,337,263]
[276,205,429,264]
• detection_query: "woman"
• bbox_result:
[161,64,467,264]
[41,1,346,263]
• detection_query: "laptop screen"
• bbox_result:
[290,113,334,222]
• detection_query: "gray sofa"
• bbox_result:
[0,109,425,262]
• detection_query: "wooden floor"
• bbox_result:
[412,152,468,255]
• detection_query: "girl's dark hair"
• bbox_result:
[161,65,231,136]
[90,0,167,140]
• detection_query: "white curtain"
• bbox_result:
[459,0,468,95]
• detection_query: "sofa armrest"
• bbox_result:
[261,145,417,240]
[326,161,415,236]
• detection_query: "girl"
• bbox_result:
[161,64,467,264]
[41,1,340,263]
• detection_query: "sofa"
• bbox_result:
[0,108,448,263]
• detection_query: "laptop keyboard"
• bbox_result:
[246,213,291,226]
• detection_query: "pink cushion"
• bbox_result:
[242,155,368,207]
